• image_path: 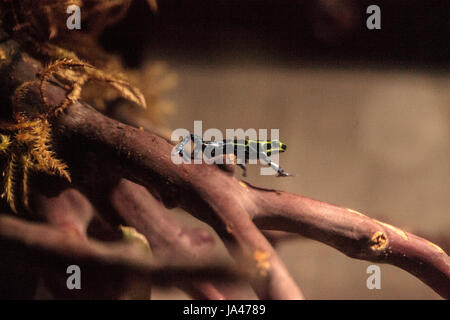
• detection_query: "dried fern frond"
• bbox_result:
[0,134,11,153]
[0,0,166,215]
[40,58,146,115]
[21,153,32,210]
[3,153,19,213]
[0,117,71,213]
[28,119,71,182]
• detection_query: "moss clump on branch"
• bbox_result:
[0,0,166,214]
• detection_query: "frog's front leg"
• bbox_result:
[173,134,191,162]
[173,133,204,162]
[190,134,204,160]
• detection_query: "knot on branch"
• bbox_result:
[370,231,389,251]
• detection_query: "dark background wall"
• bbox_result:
[102,0,450,70]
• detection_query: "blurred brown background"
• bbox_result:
[103,0,449,299]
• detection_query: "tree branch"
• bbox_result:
[51,101,449,298]
[51,99,304,299]
[252,189,450,298]
[103,178,227,299]
[0,214,243,289]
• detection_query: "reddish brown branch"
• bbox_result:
[28,177,227,299]
[0,35,302,299]
[104,178,227,299]
[51,102,449,299]
[0,214,243,288]
[31,182,95,237]
[106,179,215,260]
[51,100,304,300]
[252,190,450,298]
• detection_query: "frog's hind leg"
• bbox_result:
[249,145,293,177]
